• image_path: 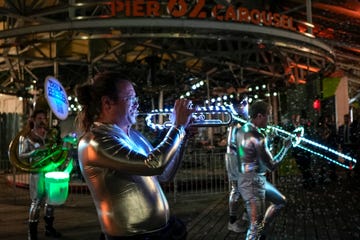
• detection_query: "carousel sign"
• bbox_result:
[111,0,297,32]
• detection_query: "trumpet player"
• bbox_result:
[76,71,194,240]
[236,100,292,240]
[18,109,62,240]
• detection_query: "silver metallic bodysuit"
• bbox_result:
[236,122,289,240]
[77,122,186,237]
[225,123,242,218]
[18,131,55,222]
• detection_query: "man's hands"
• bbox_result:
[172,99,196,128]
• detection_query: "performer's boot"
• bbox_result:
[28,221,38,240]
[44,216,62,238]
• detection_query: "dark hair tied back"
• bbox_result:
[76,84,93,106]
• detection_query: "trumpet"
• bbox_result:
[140,106,233,130]
[141,105,357,170]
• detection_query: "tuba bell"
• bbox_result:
[8,130,72,173]
[8,76,76,173]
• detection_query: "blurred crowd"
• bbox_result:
[283,113,360,189]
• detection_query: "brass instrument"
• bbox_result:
[8,130,74,173]
[265,125,305,147]
[232,114,357,170]
[142,105,357,170]
[141,106,233,130]
[8,76,76,173]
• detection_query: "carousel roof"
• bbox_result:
[0,0,359,110]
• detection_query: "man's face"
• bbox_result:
[257,112,269,128]
[33,113,47,129]
[32,112,47,137]
[114,81,139,126]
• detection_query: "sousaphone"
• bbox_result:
[8,76,76,173]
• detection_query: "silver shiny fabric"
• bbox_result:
[225,123,242,217]
[236,122,289,240]
[18,132,55,222]
[77,122,186,237]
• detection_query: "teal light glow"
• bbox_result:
[144,105,357,170]
[63,158,74,174]
[270,126,304,147]
[45,171,70,206]
[267,125,356,169]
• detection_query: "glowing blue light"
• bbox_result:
[143,105,357,170]
[44,76,69,120]
[268,125,356,169]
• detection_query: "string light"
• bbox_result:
[144,105,357,170]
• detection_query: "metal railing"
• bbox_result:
[1,147,229,204]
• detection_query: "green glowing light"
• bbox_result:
[63,158,74,174]
[45,171,69,206]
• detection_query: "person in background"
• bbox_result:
[225,97,248,233]
[337,114,358,179]
[290,114,314,189]
[75,71,194,240]
[315,115,338,183]
[18,109,62,240]
[237,100,292,240]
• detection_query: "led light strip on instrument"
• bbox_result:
[143,105,357,170]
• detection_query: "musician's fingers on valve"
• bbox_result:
[172,99,195,127]
[187,101,193,109]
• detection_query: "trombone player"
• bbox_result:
[236,100,292,240]
[18,109,62,240]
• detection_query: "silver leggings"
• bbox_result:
[229,180,241,217]
[28,173,54,222]
[239,174,286,240]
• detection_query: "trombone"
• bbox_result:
[140,105,357,170]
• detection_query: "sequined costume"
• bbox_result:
[237,122,290,240]
[78,122,187,237]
